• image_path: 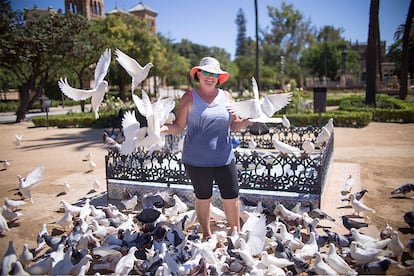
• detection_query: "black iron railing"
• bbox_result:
[105,125,333,197]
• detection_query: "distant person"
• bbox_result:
[161,57,251,239]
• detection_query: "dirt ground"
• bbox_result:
[0,120,413,270]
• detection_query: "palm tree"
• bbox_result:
[399,0,414,99]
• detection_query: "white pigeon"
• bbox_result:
[58,48,111,119]
[115,48,154,92]
[0,213,10,233]
[313,252,337,275]
[260,251,294,268]
[298,232,319,260]
[35,224,48,253]
[324,117,334,133]
[164,194,188,217]
[55,209,73,231]
[1,240,17,275]
[1,205,23,221]
[341,174,354,195]
[315,126,331,146]
[349,193,375,216]
[349,241,383,264]
[272,139,301,155]
[325,243,357,275]
[4,197,26,211]
[226,77,292,123]
[25,257,53,275]
[60,200,83,216]
[93,179,101,192]
[89,160,97,171]
[387,231,404,260]
[19,243,33,268]
[282,114,291,128]
[132,90,175,153]
[14,134,23,147]
[114,246,138,275]
[120,195,138,211]
[71,254,92,276]
[120,110,145,155]
[302,138,315,154]
[241,213,267,256]
[17,165,45,203]
[84,152,92,161]
[248,137,257,150]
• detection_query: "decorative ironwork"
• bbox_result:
[105,125,333,198]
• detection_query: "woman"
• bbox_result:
[161,57,251,239]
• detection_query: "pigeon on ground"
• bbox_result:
[309,207,335,221]
[115,48,154,93]
[0,160,10,170]
[58,48,111,119]
[121,195,138,211]
[14,134,23,147]
[19,243,33,268]
[4,197,26,211]
[298,232,319,260]
[323,228,350,248]
[17,165,45,203]
[390,183,414,195]
[1,240,17,275]
[342,189,368,203]
[403,211,414,228]
[0,213,10,233]
[341,174,354,195]
[25,257,53,275]
[349,193,375,216]
[325,243,357,275]
[226,77,292,123]
[387,231,404,260]
[355,258,392,275]
[350,241,384,264]
[83,152,92,161]
[55,209,73,231]
[282,114,291,128]
[88,160,97,171]
[2,205,23,222]
[342,215,368,230]
[313,251,337,275]
[114,246,139,275]
[315,126,331,146]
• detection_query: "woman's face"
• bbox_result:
[197,70,219,90]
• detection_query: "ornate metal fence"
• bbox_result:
[105,125,334,204]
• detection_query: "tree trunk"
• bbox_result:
[399,0,414,99]
[15,84,31,122]
[365,0,380,106]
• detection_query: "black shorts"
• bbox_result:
[184,160,239,200]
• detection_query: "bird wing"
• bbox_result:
[22,165,45,190]
[121,110,140,141]
[58,78,95,101]
[132,91,152,118]
[115,49,147,90]
[260,92,292,118]
[226,99,260,119]
[154,97,176,125]
[94,48,111,90]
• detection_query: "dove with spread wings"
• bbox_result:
[226,77,292,123]
[17,165,45,203]
[124,90,175,154]
[58,48,111,119]
[115,48,154,93]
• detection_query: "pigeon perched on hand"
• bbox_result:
[115,48,154,92]
[226,77,292,123]
[58,48,111,119]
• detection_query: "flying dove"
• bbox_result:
[58,48,111,119]
[226,77,292,123]
[17,165,45,203]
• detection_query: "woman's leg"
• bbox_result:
[195,197,212,239]
[222,197,240,233]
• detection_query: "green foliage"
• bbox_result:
[339,94,414,123]
[286,111,372,128]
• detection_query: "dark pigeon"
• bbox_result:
[403,211,414,228]
[136,208,161,224]
[355,258,392,275]
[324,228,351,248]
[247,122,269,135]
[391,183,414,195]
[342,215,368,230]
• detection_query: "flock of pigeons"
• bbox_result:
[1,160,414,275]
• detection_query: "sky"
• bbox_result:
[10,0,410,59]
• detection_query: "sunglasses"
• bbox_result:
[201,70,219,78]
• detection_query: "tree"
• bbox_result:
[365,0,380,106]
[0,3,89,122]
[235,8,247,57]
[399,0,414,99]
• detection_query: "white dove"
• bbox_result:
[316,126,331,146]
[14,134,23,147]
[164,194,188,217]
[1,205,23,221]
[349,193,375,216]
[120,195,138,211]
[302,138,315,154]
[132,90,175,153]
[89,160,97,171]
[313,252,337,276]
[0,160,10,170]
[298,232,319,260]
[115,48,154,92]
[341,174,354,195]
[350,241,384,264]
[114,246,138,275]
[93,179,101,192]
[84,152,92,161]
[120,110,146,155]
[1,240,17,275]
[282,114,291,128]
[58,48,111,119]
[4,197,26,211]
[19,243,33,268]
[272,139,301,155]
[387,231,404,260]
[226,77,292,123]
[17,165,45,203]
[324,117,334,133]
[325,243,357,275]
[0,213,10,233]
[56,209,73,231]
